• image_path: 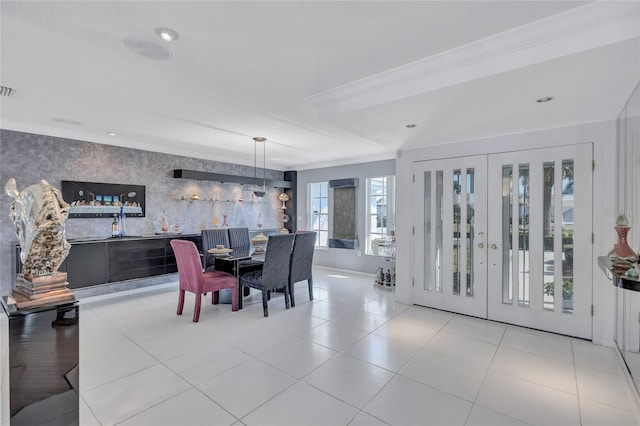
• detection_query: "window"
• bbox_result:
[366,176,395,255]
[309,182,329,247]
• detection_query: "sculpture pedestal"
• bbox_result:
[11,273,75,309]
[1,297,79,425]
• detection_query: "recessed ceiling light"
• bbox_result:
[155,27,179,42]
[406,124,417,128]
[536,97,553,103]
[107,132,117,137]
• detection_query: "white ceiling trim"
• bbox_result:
[0,119,397,172]
[293,151,396,172]
[308,1,640,115]
[0,120,270,170]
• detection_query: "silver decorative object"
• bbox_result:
[5,178,71,278]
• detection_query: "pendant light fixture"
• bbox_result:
[253,137,267,198]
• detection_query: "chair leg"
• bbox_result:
[212,291,219,305]
[193,293,202,322]
[289,281,296,307]
[177,289,185,315]
[231,286,238,312]
[262,290,269,317]
[284,285,291,310]
[308,278,314,301]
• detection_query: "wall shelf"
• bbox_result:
[176,199,263,204]
[173,169,292,189]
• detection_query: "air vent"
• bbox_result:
[0,86,14,96]
[124,37,173,60]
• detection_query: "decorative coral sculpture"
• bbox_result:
[5,178,71,278]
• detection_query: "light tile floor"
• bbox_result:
[78,268,640,425]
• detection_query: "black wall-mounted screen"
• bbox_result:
[61,180,146,218]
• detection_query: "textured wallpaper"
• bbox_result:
[0,130,287,294]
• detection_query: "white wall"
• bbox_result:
[396,120,618,345]
[297,159,395,274]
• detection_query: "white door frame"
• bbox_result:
[411,143,593,338]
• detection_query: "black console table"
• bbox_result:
[1,297,79,425]
[598,256,640,291]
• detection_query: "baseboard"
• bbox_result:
[313,265,375,278]
[75,275,178,301]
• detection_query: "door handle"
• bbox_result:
[478,243,485,248]
[490,244,498,250]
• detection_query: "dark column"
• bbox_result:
[284,171,297,233]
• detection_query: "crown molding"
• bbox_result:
[293,151,396,171]
[0,120,396,171]
[307,1,640,115]
[0,120,288,171]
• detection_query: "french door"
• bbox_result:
[413,156,488,318]
[414,144,593,338]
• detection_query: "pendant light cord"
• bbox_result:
[262,139,266,191]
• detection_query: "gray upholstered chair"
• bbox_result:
[289,231,317,307]
[228,227,251,249]
[228,227,264,270]
[201,229,231,271]
[239,234,294,317]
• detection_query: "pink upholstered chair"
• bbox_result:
[170,239,238,322]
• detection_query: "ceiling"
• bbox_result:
[1,1,639,171]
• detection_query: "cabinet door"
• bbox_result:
[66,243,108,289]
[108,239,166,282]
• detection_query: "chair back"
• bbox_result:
[170,240,203,293]
[201,229,230,268]
[290,231,317,284]
[228,227,251,249]
[261,234,295,291]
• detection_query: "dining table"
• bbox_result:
[208,247,265,309]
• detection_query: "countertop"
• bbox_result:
[64,233,198,244]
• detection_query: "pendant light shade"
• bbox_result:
[253,137,267,198]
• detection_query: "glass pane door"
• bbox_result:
[414,156,488,318]
[487,144,592,339]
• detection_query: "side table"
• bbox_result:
[1,296,79,425]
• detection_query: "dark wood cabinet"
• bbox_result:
[66,242,108,289]
[14,235,201,289]
[108,238,166,282]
